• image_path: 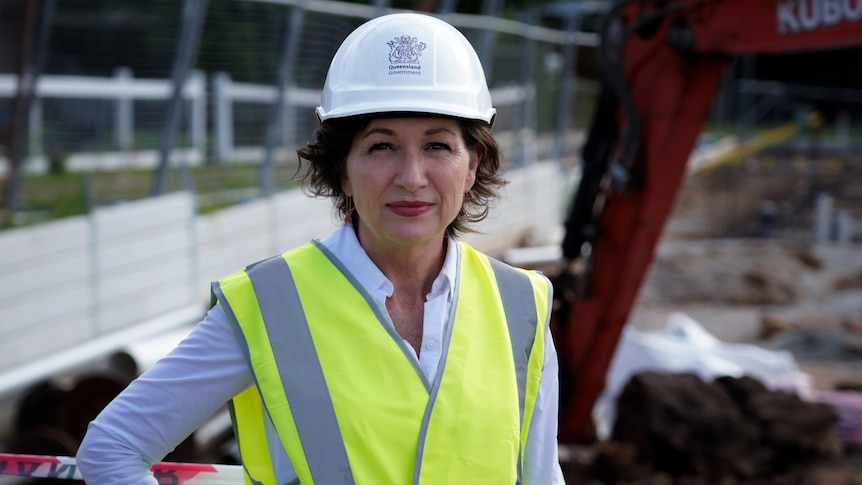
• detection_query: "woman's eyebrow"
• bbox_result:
[360,126,456,139]
[360,127,395,139]
[425,128,457,136]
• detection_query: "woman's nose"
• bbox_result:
[395,151,427,192]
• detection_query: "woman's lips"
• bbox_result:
[387,201,433,217]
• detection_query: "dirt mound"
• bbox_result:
[564,373,862,485]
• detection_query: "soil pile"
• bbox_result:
[563,373,862,485]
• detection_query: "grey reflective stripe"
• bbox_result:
[244,254,355,484]
[215,283,299,485]
[488,257,539,485]
[487,257,538,422]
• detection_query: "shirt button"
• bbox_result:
[426,341,436,350]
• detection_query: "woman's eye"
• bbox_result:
[427,142,451,151]
[369,142,393,152]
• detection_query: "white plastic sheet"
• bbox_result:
[593,312,812,440]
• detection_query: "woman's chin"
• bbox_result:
[367,224,447,251]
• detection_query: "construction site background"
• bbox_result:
[1,1,861,483]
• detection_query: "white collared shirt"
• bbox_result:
[77,224,565,484]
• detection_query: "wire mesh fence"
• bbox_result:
[3,0,601,165]
[0,0,603,220]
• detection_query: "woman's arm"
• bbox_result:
[77,305,252,484]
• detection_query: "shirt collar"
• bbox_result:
[318,223,457,301]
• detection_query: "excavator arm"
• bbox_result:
[555,0,862,443]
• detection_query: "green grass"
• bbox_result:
[2,162,302,230]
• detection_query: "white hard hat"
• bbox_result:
[316,13,496,125]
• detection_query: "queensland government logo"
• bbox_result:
[387,35,426,75]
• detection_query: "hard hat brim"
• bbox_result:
[316,104,496,126]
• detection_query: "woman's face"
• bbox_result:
[343,117,478,253]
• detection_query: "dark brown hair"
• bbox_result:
[295,114,507,238]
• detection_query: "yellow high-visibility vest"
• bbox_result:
[213,240,550,485]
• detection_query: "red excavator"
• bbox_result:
[553,0,862,443]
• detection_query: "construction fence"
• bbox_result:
[0,0,603,182]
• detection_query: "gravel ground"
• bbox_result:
[631,238,862,391]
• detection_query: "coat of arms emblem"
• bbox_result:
[387,35,426,64]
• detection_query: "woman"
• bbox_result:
[78,12,565,484]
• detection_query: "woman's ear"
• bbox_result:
[464,147,479,191]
